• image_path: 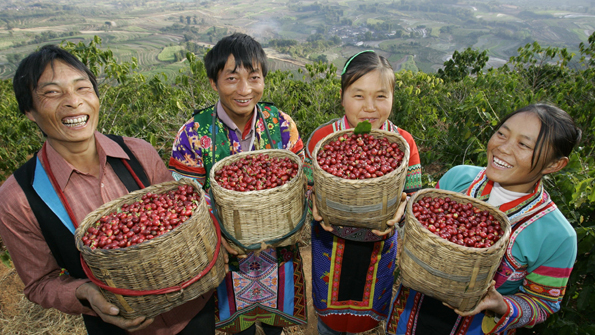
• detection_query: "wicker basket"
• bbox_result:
[311,129,410,231]
[399,188,511,312]
[209,149,306,254]
[74,179,226,319]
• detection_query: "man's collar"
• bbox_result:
[43,132,129,191]
[95,132,129,160]
[215,101,258,134]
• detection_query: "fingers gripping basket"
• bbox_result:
[399,189,511,312]
[311,129,410,231]
[209,149,306,254]
[74,179,226,319]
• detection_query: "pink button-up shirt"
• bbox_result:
[0,132,212,334]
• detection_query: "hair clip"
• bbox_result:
[341,50,375,75]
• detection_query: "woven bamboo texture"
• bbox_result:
[311,129,410,231]
[209,149,306,254]
[399,189,511,312]
[74,179,225,319]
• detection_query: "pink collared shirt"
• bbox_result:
[0,132,212,334]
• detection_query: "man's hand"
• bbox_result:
[75,282,153,332]
[371,192,407,237]
[444,281,508,317]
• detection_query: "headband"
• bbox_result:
[341,50,375,75]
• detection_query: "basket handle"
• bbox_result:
[209,189,308,251]
[80,211,222,296]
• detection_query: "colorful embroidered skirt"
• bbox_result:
[311,221,397,333]
[215,245,307,333]
[386,286,516,335]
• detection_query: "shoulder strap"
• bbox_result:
[13,155,86,278]
[105,135,151,192]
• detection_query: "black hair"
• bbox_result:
[497,104,582,170]
[341,51,395,100]
[13,44,99,115]
[204,33,268,83]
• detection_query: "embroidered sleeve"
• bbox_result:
[396,128,422,195]
[278,110,305,162]
[483,238,576,332]
[168,118,207,187]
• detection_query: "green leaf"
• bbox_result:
[589,187,595,203]
[353,121,372,135]
[0,251,11,268]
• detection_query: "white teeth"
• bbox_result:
[494,157,513,168]
[63,115,89,127]
[237,99,249,103]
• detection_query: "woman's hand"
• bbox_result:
[371,192,407,237]
[445,281,508,317]
[76,282,154,332]
[312,194,334,232]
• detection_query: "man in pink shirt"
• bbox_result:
[0,45,214,334]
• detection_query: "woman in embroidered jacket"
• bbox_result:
[169,34,306,335]
[386,104,581,335]
[305,51,423,334]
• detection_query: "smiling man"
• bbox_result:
[0,45,215,335]
[168,33,306,335]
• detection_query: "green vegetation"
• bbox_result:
[158,45,185,62]
[399,55,418,73]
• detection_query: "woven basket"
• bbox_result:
[311,129,410,231]
[74,179,226,319]
[209,149,306,254]
[399,188,511,312]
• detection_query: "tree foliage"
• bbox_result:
[437,47,489,82]
[0,36,594,333]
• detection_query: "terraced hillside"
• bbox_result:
[1,0,594,80]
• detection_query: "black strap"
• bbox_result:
[105,135,150,191]
[13,154,86,278]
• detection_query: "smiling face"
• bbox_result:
[25,60,99,150]
[341,69,393,129]
[486,112,553,193]
[210,54,264,128]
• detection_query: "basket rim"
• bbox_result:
[405,188,511,254]
[209,149,304,195]
[74,179,204,255]
[310,128,411,184]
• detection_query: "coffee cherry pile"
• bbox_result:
[82,185,200,250]
[412,196,504,248]
[316,133,404,179]
[214,153,299,192]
